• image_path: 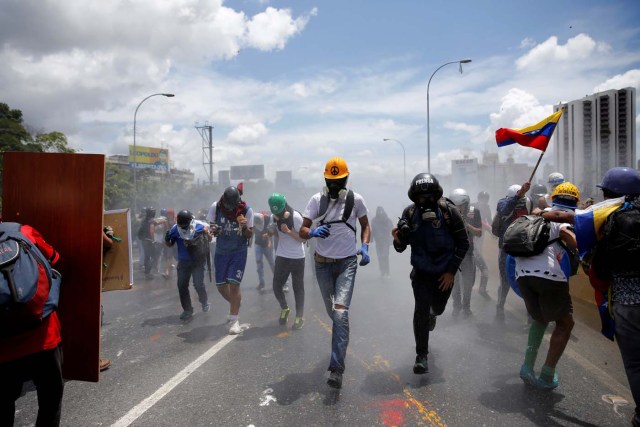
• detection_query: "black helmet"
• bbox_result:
[408,173,443,203]
[145,207,156,218]
[176,210,193,228]
[222,186,241,211]
[477,191,490,202]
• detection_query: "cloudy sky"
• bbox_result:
[2,0,639,201]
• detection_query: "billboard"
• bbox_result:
[230,164,264,180]
[128,145,169,172]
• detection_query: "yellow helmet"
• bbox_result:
[324,156,349,179]
[551,182,580,201]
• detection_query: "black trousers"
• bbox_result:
[273,256,305,317]
[0,346,64,427]
[614,303,640,417]
[411,268,453,357]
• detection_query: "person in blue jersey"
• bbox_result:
[206,186,254,335]
[164,210,211,322]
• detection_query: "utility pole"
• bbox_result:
[195,122,214,186]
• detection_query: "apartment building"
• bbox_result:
[554,87,636,198]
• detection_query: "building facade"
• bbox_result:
[554,87,636,199]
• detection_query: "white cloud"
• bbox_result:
[516,34,610,70]
[593,69,640,92]
[519,38,536,49]
[246,7,311,51]
[443,121,482,135]
[227,122,268,145]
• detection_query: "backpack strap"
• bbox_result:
[318,190,356,233]
[438,198,453,231]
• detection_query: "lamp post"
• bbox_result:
[383,138,406,186]
[133,93,174,215]
[427,59,471,173]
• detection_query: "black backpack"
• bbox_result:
[502,215,558,257]
[602,200,640,268]
[318,190,356,232]
[184,230,209,263]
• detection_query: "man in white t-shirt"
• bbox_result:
[515,182,579,391]
[267,193,306,330]
[299,157,371,389]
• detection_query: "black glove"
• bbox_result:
[397,218,411,245]
[164,230,173,243]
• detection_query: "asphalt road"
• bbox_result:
[13,247,635,427]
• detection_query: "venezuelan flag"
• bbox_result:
[495,110,564,152]
[573,197,625,256]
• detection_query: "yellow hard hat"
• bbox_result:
[324,157,349,179]
[551,182,580,201]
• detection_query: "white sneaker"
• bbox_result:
[228,320,242,335]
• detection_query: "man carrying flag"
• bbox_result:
[493,109,564,318]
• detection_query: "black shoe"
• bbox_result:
[428,314,437,331]
[327,371,343,389]
[413,355,428,374]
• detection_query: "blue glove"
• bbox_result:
[357,243,370,266]
[309,224,331,239]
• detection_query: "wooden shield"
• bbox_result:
[102,209,133,291]
[3,152,105,382]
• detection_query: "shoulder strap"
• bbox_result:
[342,190,355,222]
[319,191,356,233]
[319,194,329,218]
[438,198,453,230]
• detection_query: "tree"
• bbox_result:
[0,102,76,208]
[104,163,134,211]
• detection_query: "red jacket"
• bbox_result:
[0,225,61,364]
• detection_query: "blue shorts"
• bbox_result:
[215,251,248,286]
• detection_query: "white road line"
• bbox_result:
[111,334,238,427]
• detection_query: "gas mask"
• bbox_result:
[417,194,439,223]
[325,177,348,199]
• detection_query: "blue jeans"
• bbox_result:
[315,255,358,374]
[255,244,275,286]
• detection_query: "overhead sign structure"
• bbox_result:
[230,164,264,180]
[128,145,170,172]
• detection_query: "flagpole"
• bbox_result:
[528,151,545,183]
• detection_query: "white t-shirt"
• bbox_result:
[515,221,570,283]
[303,191,368,259]
[274,210,305,259]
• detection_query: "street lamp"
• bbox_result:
[426,59,471,173]
[383,138,406,186]
[133,93,174,215]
